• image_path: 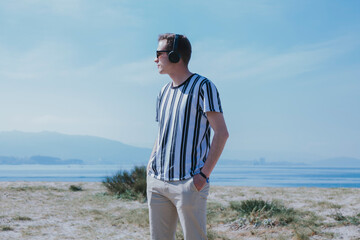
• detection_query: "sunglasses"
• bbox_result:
[156,50,171,58]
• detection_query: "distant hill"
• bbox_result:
[312,157,360,167]
[218,158,307,166]
[0,131,151,165]
[220,148,325,163]
[1,131,359,168]
[218,157,360,168]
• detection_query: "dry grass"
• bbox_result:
[1,182,360,240]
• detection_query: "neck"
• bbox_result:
[169,67,193,87]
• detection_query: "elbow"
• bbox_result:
[213,125,229,141]
[219,129,229,141]
[224,130,229,141]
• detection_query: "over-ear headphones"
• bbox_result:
[168,34,181,63]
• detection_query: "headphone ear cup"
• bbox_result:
[168,51,180,63]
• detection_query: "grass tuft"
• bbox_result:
[1,226,14,231]
[230,199,296,226]
[316,201,342,209]
[102,166,147,202]
[13,216,32,221]
[69,185,83,191]
[293,228,310,240]
[332,211,360,226]
[9,186,65,192]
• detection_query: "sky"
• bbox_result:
[1,0,359,161]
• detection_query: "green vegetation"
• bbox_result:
[13,216,32,221]
[230,199,297,226]
[315,201,342,209]
[8,185,65,192]
[332,211,360,226]
[205,199,333,239]
[102,165,147,201]
[1,226,13,231]
[69,185,83,191]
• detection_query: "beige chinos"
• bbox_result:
[147,175,210,240]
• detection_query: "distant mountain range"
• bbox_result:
[219,157,360,168]
[0,131,151,165]
[1,131,359,167]
[311,157,360,167]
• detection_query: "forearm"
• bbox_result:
[147,139,157,172]
[201,130,229,177]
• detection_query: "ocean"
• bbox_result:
[0,164,359,188]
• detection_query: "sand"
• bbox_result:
[1,182,359,240]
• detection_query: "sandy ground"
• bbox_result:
[0,182,359,240]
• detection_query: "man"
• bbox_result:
[147,33,229,240]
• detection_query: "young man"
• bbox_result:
[147,33,229,240]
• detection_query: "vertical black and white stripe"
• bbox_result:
[150,73,223,181]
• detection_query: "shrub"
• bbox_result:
[1,226,13,231]
[230,199,296,226]
[332,211,360,226]
[69,185,83,191]
[13,216,32,221]
[102,165,147,201]
[230,199,287,216]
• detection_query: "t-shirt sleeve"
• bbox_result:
[200,80,223,113]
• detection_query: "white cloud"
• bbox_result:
[0,40,162,147]
[3,45,74,84]
[192,34,359,83]
[0,40,160,87]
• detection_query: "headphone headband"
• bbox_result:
[173,34,179,52]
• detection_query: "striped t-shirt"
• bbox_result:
[149,73,223,181]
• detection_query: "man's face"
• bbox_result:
[155,40,172,74]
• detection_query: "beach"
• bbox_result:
[1,182,359,240]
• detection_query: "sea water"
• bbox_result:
[0,164,359,188]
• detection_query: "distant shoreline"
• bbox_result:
[0,164,359,188]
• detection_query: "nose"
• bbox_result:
[154,57,159,63]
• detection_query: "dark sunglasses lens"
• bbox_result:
[156,51,169,58]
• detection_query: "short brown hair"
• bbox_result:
[158,33,192,65]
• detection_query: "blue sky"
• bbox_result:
[1,0,359,161]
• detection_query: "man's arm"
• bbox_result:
[193,111,229,190]
[147,138,157,173]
